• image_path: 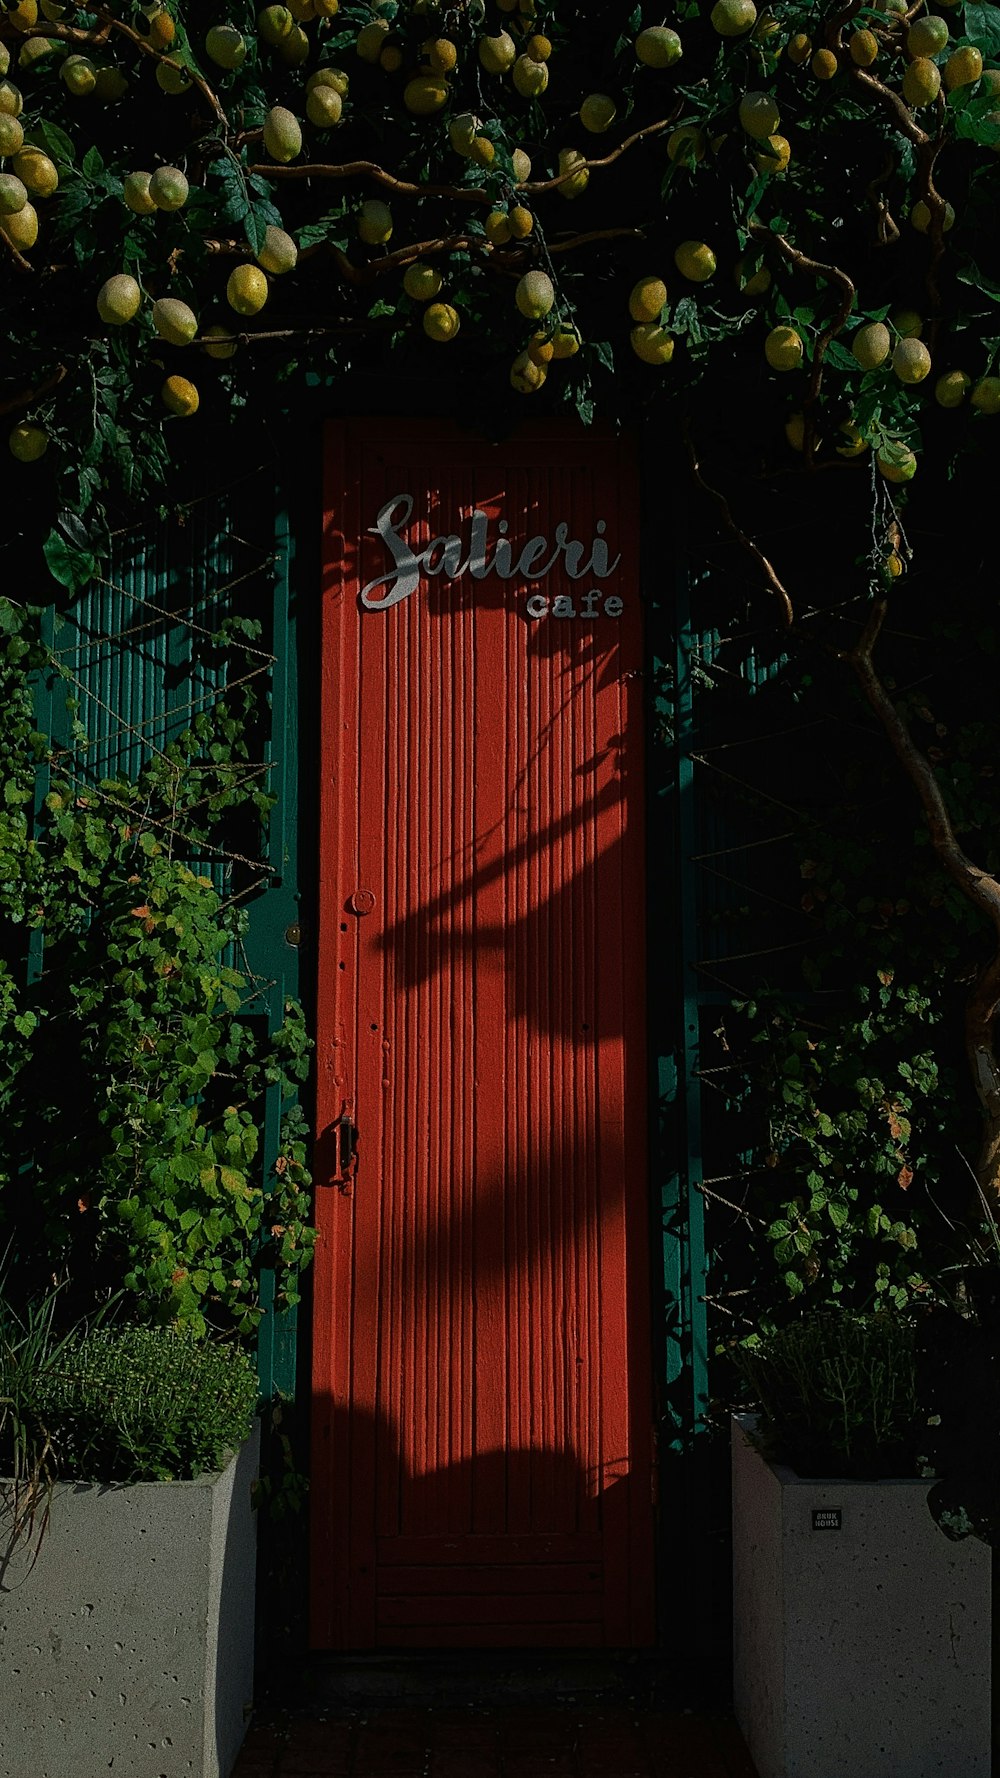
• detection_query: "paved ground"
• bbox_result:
[231,1705,758,1778]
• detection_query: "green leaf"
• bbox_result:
[43,530,97,592]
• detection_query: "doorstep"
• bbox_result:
[231,1703,757,1778]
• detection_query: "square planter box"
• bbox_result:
[0,1420,259,1778]
[732,1412,991,1778]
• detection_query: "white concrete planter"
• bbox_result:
[732,1412,991,1778]
[0,1420,259,1778]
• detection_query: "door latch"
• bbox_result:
[333,1100,359,1194]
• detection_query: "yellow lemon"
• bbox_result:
[674,240,716,281]
[765,325,804,370]
[971,377,1000,413]
[1,200,37,247]
[550,326,581,358]
[557,147,589,198]
[755,133,790,172]
[258,5,294,45]
[903,58,941,106]
[944,45,982,89]
[631,323,675,364]
[202,324,237,359]
[512,55,548,96]
[0,115,25,155]
[9,422,48,460]
[263,106,302,162]
[907,15,949,56]
[161,375,199,416]
[355,19,389,60]
[402,261,441,300]
[892,337,931,382]
[509,205,533,239]
[357,199,392,244]
[306,86,343,127]
[935,369,970,406]
[512,147,532,181]
[12,148,58,196]
[123,171,157,215]
[580,93,617,132]
[510,350,546,393]
[404,74,449,114]
[811,48,838,77]
[910,197,954,232]
[256,226,297,274]
[515,270,554,319]
[485,210,511,245]
[152,297,198,345]
[849,28,878,64]
[0,173,27,214]
[227,264,269,315]
[423,302,460,340]
[479,31,516,73]
[738,90,780,139]
[205,24,246,67]
[852,321,891,368]
[786,32,811,62]
[667,125,705,164]
[877,444,917,482]
[636,25,682,65]
[149,165,189,211]
[711,0,757,35]
[97,272,142,324]
[629,276,667,322]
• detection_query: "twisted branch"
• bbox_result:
[749,224,856,465]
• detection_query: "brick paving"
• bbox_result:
[231,1705,757,1778]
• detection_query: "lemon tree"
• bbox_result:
[4,0,1000,1234]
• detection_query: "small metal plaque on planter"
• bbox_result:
[812,1508,842,1530]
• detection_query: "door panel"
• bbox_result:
[311,420,653,1649]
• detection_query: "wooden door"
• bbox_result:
[311,420,653,1649]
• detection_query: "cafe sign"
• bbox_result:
[360,493,626,621]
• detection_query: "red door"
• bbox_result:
[311,420,653,1649]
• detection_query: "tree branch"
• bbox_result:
[685,428,796,627]
[749,225,857,467]
[0,363,68,417]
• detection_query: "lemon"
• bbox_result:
[509,206,533,239]
[907,14,949,56]
[0,116,25,155]
[152,297,198,345]
[470,137,495,167]
[836,421,867,457]
[738,91,780,139]
[550,326,581,358]
[0,80,24,114]
[755,133,790,172]
[629,276,667,322]
[94,66,128,101]
[852,321,891,367]
[0,173,26,215]
[156,62,191,95]
[263,106,302,163]
[202,324,237,359]
[307,65,349,94]
[11,147,56,197]
[631,323,675,364]
[877,445,917,482]
[734,256,771,295]
[422,36,457,71]
[911,198,954,232]
[227,263,269,315]
[512,54,548,96]
[674,240,716,281]
[636,25,683,65]
[667,125,705,164]
[7,0,37,33]
[512,147,532,181]
[485,210,511,245]
[893,308,923,338]
[357,199,392,244]
[19,37,57,71]
[448,111,479,155]
[146,11,175,50]
[161,375,199,417]
[527,331,554,364]
[711,0,756,34]
[516,269,554,319]
[479,31,516,73]
[786,32,811,62]
[849,28,878,64]
[149,166,189,211]
[404,74,449,114]
[971,377,1000,413]
[9,422,47,460]
[510,350,546,392]
[306,87,343,127]
[423,302,460,341]
[884,553,904,579]
[1,199,37,247]
[97,272,142,324]
[123,171,157,215]
[784,412,806,450]
[944,45,982,89]
[580,93,617,132]
[257,225,297,274]
[557,147,589,198]
[765,325,804,370]
[258,4,294,44]
[902,58,941,105]
[811,48,838,77]
[893,337,931,382]
[355,19,389,59]
[205,24,246,68]
[935,369,970,406]
[402,261,441,300]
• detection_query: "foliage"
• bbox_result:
[1,0,999,577]
[0,589,315,1338]
[1,1303,259,1483]
[732,1307,922,1476]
